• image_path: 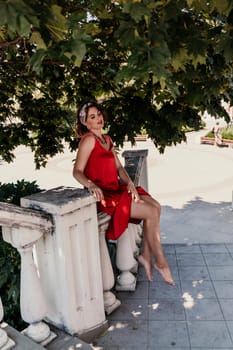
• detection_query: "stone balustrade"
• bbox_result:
[0,297,15,349]
[0,149,148,347]
[0,202,56,347]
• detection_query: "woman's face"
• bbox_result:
[85,106,104,131]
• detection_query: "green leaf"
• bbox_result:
[30,31,47,50]
[17,15,31,37]
[123,2,150,22]
[45,5,67,41]
[171,47,188,71]
[71,41,87,67]
[28,49,46,74]
[115,20,136,46]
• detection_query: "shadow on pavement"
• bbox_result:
[161,197,233,244]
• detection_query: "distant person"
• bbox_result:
[213,121,222,146]
[73,101,174,285]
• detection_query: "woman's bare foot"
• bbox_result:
[154,263,175,286]
[138,255,153,282]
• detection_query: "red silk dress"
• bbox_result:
[83,134,150,240]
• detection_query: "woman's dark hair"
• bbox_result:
[74,100,107,138]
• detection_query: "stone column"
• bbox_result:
[115,228,137,291]
[21,187,108,342]
[0,297,15,350]
[2,226,55,346]
[98,212,121,314]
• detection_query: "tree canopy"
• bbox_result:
[1,0,233,167]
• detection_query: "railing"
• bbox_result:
[0,149,148,347]
[0,297,15,349]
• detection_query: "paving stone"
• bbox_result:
[175,245,202,253]
[226,321,233,341]
[184,298,224,320]
[218,299,233,320]
[116,281,149,299]
[152,264,179,282]
[148,321,190,348]
[213,281,233,298]
[176,253,206,267]
[93,320,148,349]
[165,253,177,266]
[226,243,233,252]
[208,265,233,280]
[163,244,176,254]
[200,243,229,253]
[204,252,233,266]
[149,281,182,299]
[148,299,185,321]
[108,298,149,321]
[178,266,210,281]
[180,280,217,299]
[188,321,233,347]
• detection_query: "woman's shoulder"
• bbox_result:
[105,134,113,146]
[79,133,96,149]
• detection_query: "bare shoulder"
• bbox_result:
[79,134,95,151]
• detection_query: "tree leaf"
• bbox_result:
[30,31,47,50]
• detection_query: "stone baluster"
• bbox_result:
[115,228,137,291]
[135,222,143,245]
[114,149,148,289]
[98,212,121,314]
[0,297,15,349]
[128,223,140,274]
[2,226,55,346]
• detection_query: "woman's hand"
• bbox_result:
[87,182,104,202]
[127,180,140,202]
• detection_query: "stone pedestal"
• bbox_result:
[21,187,108,342]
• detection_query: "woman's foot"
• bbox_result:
[154,263,175,286]
[138,255,153,282]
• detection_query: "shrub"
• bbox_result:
[205,124,233,139]
[0,180,42,330]
[222,125,233,139]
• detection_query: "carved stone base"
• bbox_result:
[115,271,137,292]
[115,278,137,291]
[104,298,121,315]
[0,337,15,350]
[0,328,15,350]
[22,322,57,346]
[40,331,57,346]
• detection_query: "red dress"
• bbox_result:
[83,134,149,240]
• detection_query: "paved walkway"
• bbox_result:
[92,116,233,349]
[1,115,233,349]
[93,242,233,349]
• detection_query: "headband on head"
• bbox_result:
[79,102,92,125]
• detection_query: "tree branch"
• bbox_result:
[0,37,24,48]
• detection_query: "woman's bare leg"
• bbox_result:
[138,237,153,281]
[131,196,174,285]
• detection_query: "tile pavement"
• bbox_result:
[92,243,233,350]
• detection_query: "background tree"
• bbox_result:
[0,0,233,168]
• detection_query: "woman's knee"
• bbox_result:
[147,202,160,219]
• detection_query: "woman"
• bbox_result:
[73,101,174,285]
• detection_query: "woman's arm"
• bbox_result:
[73,136,104,201]
[112,148,140,202]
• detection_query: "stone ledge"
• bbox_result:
[200,136,233,146]
[2,323,45,350]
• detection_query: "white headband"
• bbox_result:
[79,102,92,125]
